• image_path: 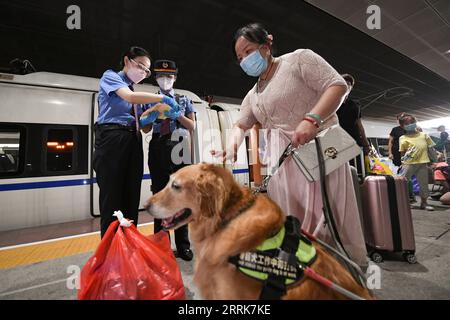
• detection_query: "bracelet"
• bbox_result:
[303,117,319,128]
[305,113,323,125]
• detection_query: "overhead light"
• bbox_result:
[445,49,450,55]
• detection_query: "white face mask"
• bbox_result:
[126,58,149,84]
[126,66,146,84]
[157,77,175,91]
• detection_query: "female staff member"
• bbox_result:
[212,23,367,266]
[94,46,180,238]
[146,59,196,261]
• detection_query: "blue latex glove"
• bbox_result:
[139,111,159,127]
[164,109,182,120]
[161,95,180,111]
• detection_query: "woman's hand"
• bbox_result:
[211,125,246,163]
[139,110,159,127]
[292,120,318,147]
[164,109,182,120]
[161,96,181,111]
[210,147,237,163]
[141,108,157,118]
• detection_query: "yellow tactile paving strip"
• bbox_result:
[0,224,160,270]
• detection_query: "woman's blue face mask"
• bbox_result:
[404,123,417,132]
[240,47,268,77]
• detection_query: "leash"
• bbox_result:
[315,138,368,289]
[252,143,294,195]
[302,266,365,300]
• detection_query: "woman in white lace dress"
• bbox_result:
[212,23,367,266]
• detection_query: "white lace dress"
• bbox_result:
[236,49,368,266]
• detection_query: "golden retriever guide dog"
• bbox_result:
[145,163,373,300]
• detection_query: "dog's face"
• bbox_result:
[145,163,230,230]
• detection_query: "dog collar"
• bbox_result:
[219,195,256,229]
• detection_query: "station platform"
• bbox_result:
[0,203,449,300]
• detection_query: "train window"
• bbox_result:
[46,129,74,172]
[0,129,21,174]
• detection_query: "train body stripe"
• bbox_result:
[0,169,249,191]
[0,178,94,191]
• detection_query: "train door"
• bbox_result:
[91,93,100,216]
[217,110,250,187]
[192,104,223,165]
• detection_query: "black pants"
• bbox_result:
[148,134,190,251]
[93,127,143,238]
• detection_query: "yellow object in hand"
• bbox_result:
[148,103,171,120]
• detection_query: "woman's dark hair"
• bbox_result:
[399,113,416,126]
[232,23,272,59]
[120,46,151,68]
[396,112,406,120]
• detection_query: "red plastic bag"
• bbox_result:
[78,220,185,300]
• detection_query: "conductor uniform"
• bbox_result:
[94,70,145,238]
[148,60,195,261]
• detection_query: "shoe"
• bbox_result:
[177,248,194,261]
[420,205,434,211]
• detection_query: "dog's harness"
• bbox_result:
[246,138,371,298]
[228,216,317,300]
[222,149,369,299]
[228,216,367,300]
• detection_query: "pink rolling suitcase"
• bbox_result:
[360,175,417,264]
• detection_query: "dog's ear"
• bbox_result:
[195,165,227,218]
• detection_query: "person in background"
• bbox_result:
[435,125,449,155]
[146,60,196,261]
[438,125,446,136]
[432,152,450,194]
[212,23,367,266]
[388,113,407,175]
[399,114,435,211]
[336,74,370,153]
[94,46,181,238]
[336,74,370,174]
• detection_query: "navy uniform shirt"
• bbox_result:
[148,89,196,134]
[97,70,145,126]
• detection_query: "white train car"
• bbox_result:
[0,71,404,232]
[0,72,206,231]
